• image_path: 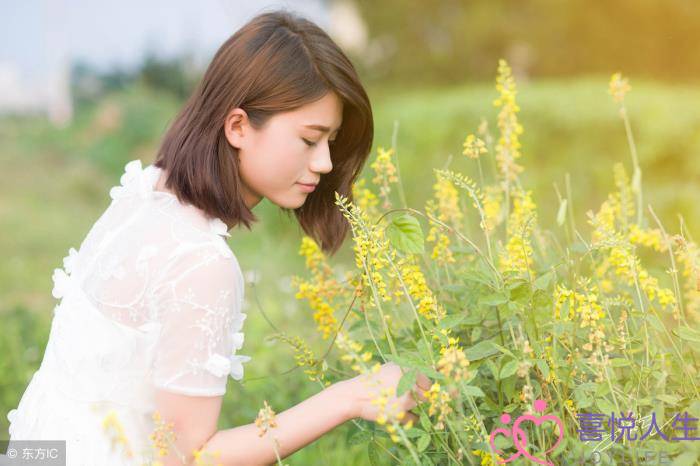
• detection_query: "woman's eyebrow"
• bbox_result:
[303,124,341,134]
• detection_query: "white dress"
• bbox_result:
[5,159,251,464]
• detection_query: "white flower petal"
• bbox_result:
[62,247,79,274]
[232,332,245,350]
[209,217,231,237]
[204,353,232,378]
[51,268,72,299]
[229,354,251,380]
[109,159,156,201]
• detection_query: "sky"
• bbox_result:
[0,0,330,76]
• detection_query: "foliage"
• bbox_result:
[289,60,700,465]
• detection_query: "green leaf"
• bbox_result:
[403,427,426,438]
[609,358,632,367]
[491,343,515,358]
[397,368,418,397]
[534,359,549,380]
[438,314,467,330]
[465,340,500,361]
[646,314,666,333]
[533,271,554,290]
[386,214,425,254]
[368,441,381,466]
[479,293,509,306]
[461,385,486,397]
[348,428,372,445]
[420,412,431,431]
[595,398,616,415]
[677,326,700,343]
[656,394,681,406]
[500,359,518,379]
[672,451,699,466]
[556,199,568,226]
[416,432,431,452]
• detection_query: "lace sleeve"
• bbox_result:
[149,246,249,397]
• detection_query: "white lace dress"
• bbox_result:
[5,159,251,464]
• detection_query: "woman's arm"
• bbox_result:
[155,362,429,466]
[202,379,356,465]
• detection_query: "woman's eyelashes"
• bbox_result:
[302,138,337,148]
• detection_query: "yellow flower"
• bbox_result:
[493,59,524,183]
[392,255,446,322]
[254,400,278,438]
[370,146,399,209]
[608,72,631,103]
[437,344,471,382]
[149,410,176,458]
[499,188,537,276]
[424,382,453,430]
[101,409,134,459]
[269,332,327,383]
[463,134,488,159]
[192,448,223,466]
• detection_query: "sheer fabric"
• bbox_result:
[6,159,250,464]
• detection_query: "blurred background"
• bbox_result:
[1,0,699,463]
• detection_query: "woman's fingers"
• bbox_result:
[411,383,429,403]
[416,371,431,390]
[409,371,433,404]
[399,410,418,425]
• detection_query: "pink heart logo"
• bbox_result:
[488,426,525,463]
[512,413,564,466]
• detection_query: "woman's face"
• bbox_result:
[224,91,343,210]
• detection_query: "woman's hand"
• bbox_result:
[345,362,432,425]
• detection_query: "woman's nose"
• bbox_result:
[311,144,333,174]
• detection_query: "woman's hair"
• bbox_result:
[154,9,374,256]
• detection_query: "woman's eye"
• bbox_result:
[302,138,317,147]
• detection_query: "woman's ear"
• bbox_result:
[224,108,249,150]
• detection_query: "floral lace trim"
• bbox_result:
[49,158,252,382]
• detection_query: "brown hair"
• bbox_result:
[153,9,373,256]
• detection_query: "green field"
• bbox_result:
[1,76,699,464]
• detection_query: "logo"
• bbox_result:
[488,399,564,465]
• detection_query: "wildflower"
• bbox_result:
[352,178,380,220]
[149,410,176,458]
[292,235,349,339]
[463,134,488,159]
[392,255,446,322]
[335,331,371,374]
[192,448,223,466]
[482,185,503,232]
[517,359,532,378]
[101,409,134,458]
[493,59,524,183]
[370,146,399,209]
[255,400,278,437]
[673,235,700,322]
[499,189,537,276]
[424,172,465,265]
[437,344,471,382]
[335,193,394,305]
[608,72,631,103]
[424,382,453,429]
[472,449,504,466]
[268,332,327,384]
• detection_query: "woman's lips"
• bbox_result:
[297,182,316,192]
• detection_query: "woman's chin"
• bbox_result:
[271,193,308,210]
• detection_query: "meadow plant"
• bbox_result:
[288,60,700,465]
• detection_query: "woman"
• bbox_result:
[7,9,431,465]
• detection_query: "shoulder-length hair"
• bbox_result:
[153,9,373,256]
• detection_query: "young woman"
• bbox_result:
[6,9,431,465]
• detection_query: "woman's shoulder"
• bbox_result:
[104,158,244,285]
[108,159,234,248]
